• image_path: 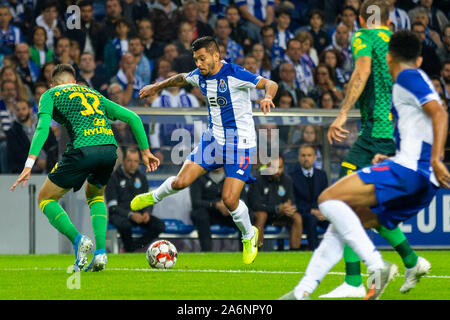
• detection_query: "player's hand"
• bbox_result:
[141,149,160,172]
[432,160,450,188]
[327,112,349,144]
[10,167,32,191]
[260,97,275,115]
[142,212,151,223]
[311,208,326,221]
[372,153,389,165]
[139,84,159,99]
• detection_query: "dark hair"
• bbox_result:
[275,6,291,19]
[389,30,422,62]
[124,147,140,160]
[138,17,153,29]
[298,143,317,155]
[412,21,426,30]
[341,5,357,16]
[77,0,94,8]
[359,0,390,24]
[309,9,324,21]
[41,0,58,11]
[33,82,48,93]
[319,48,344,68]
[286,38,301,50]
[225,4,239,14]
[51,64,76,81]
[275,90,294,107]
[16,99,31,108]
[260,25,275,36]
[31,26,48,44]
[191,36,219,53]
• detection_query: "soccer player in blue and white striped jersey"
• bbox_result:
[131,36,278,265]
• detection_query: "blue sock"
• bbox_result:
[94,248,106,256]
[73,233,82,247]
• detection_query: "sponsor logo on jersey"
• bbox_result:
[236,169,244,175]
[83,127,114,136]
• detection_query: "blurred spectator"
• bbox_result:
[330,6,359,42]
[7,99,58,173]
[291,124,323,169]
[77,52,109,95]
[129,36,153,85]
[197,0,218,29]
[319,48,348,85]
[248,155,303,250]
[0,66,31,103]
[148,0,179,43]
[289,144,329,250]
[174,0,214,41]
[0,54,17,69]
[121,0,150,23]
[31,82,48,114]
[153,57,172,83]
[162,43,179,65]
[296,31,318,70]
[53,37,79,74]
[299,97,317,109]
[243,55,265,108]
[437,24,450,65]
[29,26,54,68]
[102,0,126,41]
[274,6,294,51]
[137,18,165,62]
[412,7,442,48]
[173,21,195,56]
[307,9,331,56]
[225,4,251,50]
[275,90,294,108]
[309,63,342,103]
[14,43,40,89]
[260,25,284,68]
[0,4,23,56]
[389,0,411,30]
[430,75,445,96]
[107,82,125,105]
[190,167,240,252]
[215,18,244,64]
[325,23,353,81]
[0,80,17,133]
[111,53,145,106]
[412,21,441,76]
[440,61,450,104]
[236,0,275,43]
[282,38,314,95]
[35,0,65,51]
[251,43,272,79]
[276,61,305,107]
[103,18,132,79]
[319,90,337,109]
[66,0,105,62]
[408,0,448,33]
[36,61,55,87]
[105,147,165,252]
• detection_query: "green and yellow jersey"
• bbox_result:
[29,83,149,157]
[351,27,394,139]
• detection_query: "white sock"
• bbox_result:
[294,224,344,298]
[319,200,384,272]
[152,176,178,202]
[229,200,254,240]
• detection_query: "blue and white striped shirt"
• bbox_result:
[235,0,274,21]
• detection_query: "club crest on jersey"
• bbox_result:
[218,79,228,93]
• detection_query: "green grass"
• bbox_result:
[0,250,449,300]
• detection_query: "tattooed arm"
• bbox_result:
[327,56,372,144]
[139,73,189,99]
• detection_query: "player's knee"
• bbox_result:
[172,176,189,190]
[221,193,239,211]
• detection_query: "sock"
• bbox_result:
[229,200,254,240]
[294,224,345,298]
[377,225,418,268]
[344,245,363,287]
[87,196,108,251]
[39,199,80,243]
[319,200,384,272]
[153,176,178,202]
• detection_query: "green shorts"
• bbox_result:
[339,135,396,177]
[48,144,118,192]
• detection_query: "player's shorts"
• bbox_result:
[187,130,256,183]
[48,144,118,192]
[357,160,438,230]
[339,135,396,177]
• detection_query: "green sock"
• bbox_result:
[343,245,363,287]
[376,225,418,268]
[87,196,108,251]
[39,199,80,243]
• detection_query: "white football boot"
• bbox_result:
[319,282,366,298]
[400,256,431,293]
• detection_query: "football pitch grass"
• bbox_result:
[1,250,449,300]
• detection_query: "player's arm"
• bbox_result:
[423,100,450,188]
[11,94,54,191]
[328,56,372,144]
[103,97,160,172]
[139,73,189,99]
[256,77,278,114]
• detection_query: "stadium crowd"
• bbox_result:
[1,0,450,250]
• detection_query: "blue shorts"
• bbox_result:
[357,160,438,230]
[187,130,257,183]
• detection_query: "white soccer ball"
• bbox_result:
[146,240,178,269]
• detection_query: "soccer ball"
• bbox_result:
[146,240,178,269]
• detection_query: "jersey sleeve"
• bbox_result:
[230,65,263,89]
[351,31,373,59]
[102,96,150,149]
[37,91,54,116]
[396,69,441,107]
[185,69,201,87]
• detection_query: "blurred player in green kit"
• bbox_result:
[322,0,430,298]
[11,64,160,272]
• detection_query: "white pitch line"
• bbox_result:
[1,267,450,279]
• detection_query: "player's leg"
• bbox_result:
[38,178,93,272]
[222,177,258,264]
[253,211,268,247]
[131,160,207,211]
[289,212,303,250]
